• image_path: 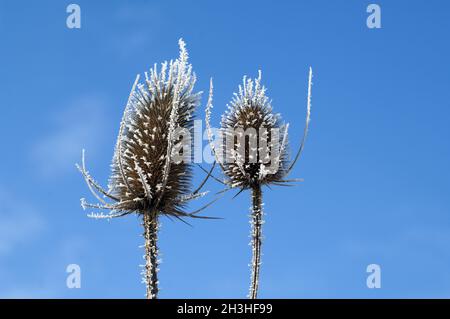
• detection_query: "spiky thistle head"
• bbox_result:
[107,39,200,216]
[78,39,210,220]
[219,71,290,189]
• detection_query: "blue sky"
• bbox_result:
[0,0,450,298]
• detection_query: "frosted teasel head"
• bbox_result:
[77,39,212,220]
[205,68,313,190]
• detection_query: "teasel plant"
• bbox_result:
[76,39,216,299]
[204,67,313,298]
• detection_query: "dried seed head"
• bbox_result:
[220,71,289,188]
[107,39,201,216]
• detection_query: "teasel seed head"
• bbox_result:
[78,39,210,220]
[206,68,312,190]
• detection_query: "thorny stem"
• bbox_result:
[250,185,263,299]
[143,211,159,299]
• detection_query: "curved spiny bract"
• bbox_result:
[205,68,313,299]
[78,39,209,299]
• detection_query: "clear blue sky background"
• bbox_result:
[0,0,449,298]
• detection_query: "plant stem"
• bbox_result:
[143,211,159,299]
[250,184,263,299]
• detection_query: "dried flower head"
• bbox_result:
[206,68,312,189]
[78,39,210,221]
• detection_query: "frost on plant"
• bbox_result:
[77,39,212,299]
